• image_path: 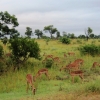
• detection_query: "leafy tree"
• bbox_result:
[0,11,19,37]
[0,45,3,57]
[34,29,43,39]
[56,31,60,39]
[25,27,33,38]
[63,32,67,37]
[9,37,40,70]
[44,25,58,38]
[90,33,95,38]
[10,28,20,39]
[78,35,85,39]
[85,27,93,41]
[2,37,8,45]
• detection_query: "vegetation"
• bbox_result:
[0,11,19,38]
[9,37,40,71]
[60,37,71,44]
[0,39,100,100]
[0,11,100,100]
[78,44,100,56]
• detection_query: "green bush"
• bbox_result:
[45,59,53,68]
[78,44,100,56]
[60,37,71,44]
[0,45,4,57]
[85,82,100,93]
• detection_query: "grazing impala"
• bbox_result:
[91,62,100,69]
[5,53,12,57]
[64,53,67,58]
[52,57,61,65]
[66,61,81,72]
[74,59,84,67]
[70,70,84,83]
[26,74,36,95]
[67,52,75,56]
[60,61,80,72]
[43,53,53,59]
[34,68,50,81]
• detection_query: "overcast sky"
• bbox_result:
[1,0,100,37]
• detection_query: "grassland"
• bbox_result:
[0,39,100,100]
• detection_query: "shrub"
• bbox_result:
[0,45,3,57]
[76,39,82,44]
[78,44,100,56]
[60,37,71,44]
[85,82,100,93]
[45,59,53,68]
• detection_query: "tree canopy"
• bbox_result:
[0,11,19,38]
[44,25,58,38]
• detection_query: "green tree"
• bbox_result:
[0,11,19,37]
[56,31,60,39]
[9,37,40,70]
[10,28,20,39]
[44,25,58,38]
[25,27,33,38]
[34,29,43,39]
[85,27,93,41]
[2,37,8,46]
[90,33,95,38]
[78,35,85,39]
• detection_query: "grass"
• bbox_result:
[0,39,100,100]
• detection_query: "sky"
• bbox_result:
[0,0,100,37]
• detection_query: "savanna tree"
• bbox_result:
[44,25,58,38]
[0,11,19,38]
[56,31,60,39]
[25,27,33,38]
[85,27,93,41]
[34,29,43,39]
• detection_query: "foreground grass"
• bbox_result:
[0,39,100,100]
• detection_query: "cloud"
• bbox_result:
[0,0,100,36]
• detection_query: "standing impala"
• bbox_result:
[91,62,100,69]
[70,70,84,83]
[67,52,75,56]
[34,68,50,81]
[26,74,36,95]
[74,59,84,67]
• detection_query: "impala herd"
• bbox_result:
[26,52,100,95]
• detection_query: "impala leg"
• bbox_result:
[26,82,29,93]
[45,73,50,80]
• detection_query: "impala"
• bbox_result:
[64,53,67,58]
[74,59,84,67]
[66,61,81,72]
[43,52,53,59]
[52,57,61,65]
[26,74,36,95]
[5,53,12,57]
[67,52,75,56]
[60,61,80,72]
[70,70,84,83]
[91,62,100,69]
[34,68,50,81]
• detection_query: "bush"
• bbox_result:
[0,45,4,57]
[78,44,100,56]
[85,82,100,93]
[45,59,53,68]
[60,37,71,44]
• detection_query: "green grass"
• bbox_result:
[0,39,100,100]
